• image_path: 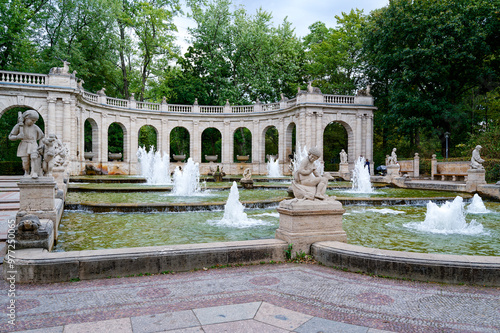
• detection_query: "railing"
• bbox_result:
[83,91,99,103]
[169,105,192,113]
[137,101,160,111]
[200,106,223,113]
[323,95,355,104]
[262,102,280,111]
[232,106,254,113]
[107,97,128,108]
[0,71,47,85]
[286,98,297,108]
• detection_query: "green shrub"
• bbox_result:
[0,161,23,175]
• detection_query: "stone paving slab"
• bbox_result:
[193,302,261,325]
[131,310,199,333]
[0,263,498,333]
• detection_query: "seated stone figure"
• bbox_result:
[292,147,333,200]
[471,145,485,169]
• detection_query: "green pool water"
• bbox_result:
[55,202,500,256]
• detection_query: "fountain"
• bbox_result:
[137,146,171,185]
[210,182,268,228]
[404,196,486,235]
[467,193,491,214]
[267,156,282,177]
[171,158,201,196]
[351,157,373,193]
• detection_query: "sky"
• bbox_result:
[173,0,389,53]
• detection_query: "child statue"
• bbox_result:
[8,110,44,178]
[292,147,333,200]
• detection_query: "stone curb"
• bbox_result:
[312,241,500,286]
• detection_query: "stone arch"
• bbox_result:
[201,127,222,163]
[107,122,127,161]
[233,127,252,162]
[263,125,279,162]
[322,121,353,170]
[170,126,190,161]
[285,122,296,162]
[138,124,158,151]
[84,117,99,161]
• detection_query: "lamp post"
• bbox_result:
[444,132,450,161]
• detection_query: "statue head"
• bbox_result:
[308,147,321,161]
[475,145,482,150]
[23,110,39,125]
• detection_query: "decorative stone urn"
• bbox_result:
[173,154,186,162]
[236,155,250,162]
[108,152,122,161]
[205,155,218,162]
[84,152,95,161]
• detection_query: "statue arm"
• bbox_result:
[8,124,21,140]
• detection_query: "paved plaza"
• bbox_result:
[1,263,499,333]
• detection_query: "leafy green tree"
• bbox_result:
[323,122,348,171]
[201,128,221,162]
[138,125,157,150]
[169,126,189,159]
[233,127,251,161]
[172,0,304,105]
[304,9,368,95]
[363,0,500,155]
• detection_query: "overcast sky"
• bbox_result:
[174,0,389,53]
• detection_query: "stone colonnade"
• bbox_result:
[0,70,376,175]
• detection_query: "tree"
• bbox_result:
[363,0,500,155]
[303,9,368,95]
[172,0,304,105]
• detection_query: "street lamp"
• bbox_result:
[444,132,450,161]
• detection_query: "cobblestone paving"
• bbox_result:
[1,263,499,332]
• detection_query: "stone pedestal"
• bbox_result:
[339,163,350,180]
[276,198,346,255]
[16,176,62,240]
[14,215,54,251]
[384,164,400,183]
[466,169,487,192]
[240,179,254,189]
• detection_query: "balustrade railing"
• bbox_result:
[137,101,160,111]
[0,71,47,85]
[323,95,355,104]
[83,91,99,103]
[200,106,223,113]
[262,102,280,111]
[0,70,369,113]
[107,97,128,108]
[232,106,254,113]
[169,105,192,113]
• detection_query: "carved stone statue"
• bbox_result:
[8,110,44,178]
[242,168,252,180]
[49,61,70,74]
[339,149,348,164]
[471,145,485,169]
[38,134,57,176]
[387,148,398,165]
[96,87,106,96]
[292,147,333,200]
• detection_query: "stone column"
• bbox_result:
[305,112,312,148]
[299,112,306,148]
[129,117,138,172]
[192,121,201,162]
[47,97,57,134]
[251,120,260,173]
[431,154,437,179]
[278,117,285,173]
[62,98,71,143]
[413,153,420,178]
[100,113,108,165]
[222,120,231,164]
[316,112,323,153]
[355,114,362,160]
[365,114,373,174]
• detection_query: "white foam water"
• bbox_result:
[267,156,282,177]
[366,208,405,215]
[137,146,171,185]
[404,196,487,235]
[210,182,269,228]
[351,157,373,193]
[171,158,201,196]
[467,194,491,214]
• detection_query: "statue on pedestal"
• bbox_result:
[339,149,348,164]
[292,147,333,200]
[471,145,485,169]
[8,110,44,178]
[387,148,398,165]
